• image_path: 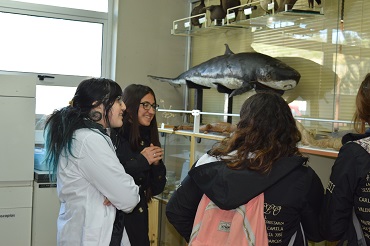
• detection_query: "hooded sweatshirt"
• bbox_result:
[321,131,370,245]
[166,153,324,245]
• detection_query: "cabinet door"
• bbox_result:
[159,133,191,201]
[0,96,35,181]
[155,132,223,246]
[148,198,159,245]
[0,186,33,245]
[0,74,36,182]
[156,132,188,246]
[32,182,59,246]
[158,200,186,246]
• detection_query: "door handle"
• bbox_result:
[38,75,55,81]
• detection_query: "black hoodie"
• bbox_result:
[320,132,370,245]
[166,153,324,245]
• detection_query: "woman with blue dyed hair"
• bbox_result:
[44,77,140,246]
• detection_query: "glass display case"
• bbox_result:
[153,127,224,246]
[157,0,370,148]
[150,0,370,244]
[155,131,190,246]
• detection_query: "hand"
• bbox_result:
[103,197,112,206]
[141,143,164,165]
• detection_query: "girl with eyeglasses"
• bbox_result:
[110,84,166,246]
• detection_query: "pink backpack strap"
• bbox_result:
[189,195,211,244]
[230,193,268,246]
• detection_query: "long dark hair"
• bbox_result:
[209,91,302,174]
[354,73,370,133]
[44,78,123,179]
[121,84,160,150]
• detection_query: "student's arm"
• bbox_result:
[300,167,325,242]
[166,175,203,242]
[320,143,358,241]
[79,133,140,212]
[150,160,167,196]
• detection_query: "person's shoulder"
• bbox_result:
[342,132,370,144]
[339,136,370,157]
[336,137,370,174]
[280,155,316,178]
[75,128,109,143]
[75,128,99,136]
[273,155,309,172]
[194,153,220,167]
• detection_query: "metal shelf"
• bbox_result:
[171,2,324,36]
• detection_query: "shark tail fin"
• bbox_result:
[147,75,181,88]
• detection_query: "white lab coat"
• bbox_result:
[56,128,140,246]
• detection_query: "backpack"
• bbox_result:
[189,193,268,246]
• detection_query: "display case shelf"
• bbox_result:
[157,109,340,158]
[171,1,324,36]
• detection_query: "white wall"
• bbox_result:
[114,1,189,121]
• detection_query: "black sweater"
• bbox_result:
[110,125,166,246]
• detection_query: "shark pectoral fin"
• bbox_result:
[186,80,211,89]
[214,83,234,94]
[229,84,254,97]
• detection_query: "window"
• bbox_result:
[0,0,114,144]
[35,85,77,116]
[35,85,76,145]
[10,0,108,12]
[0,12,103,77]
[0,0,112,79]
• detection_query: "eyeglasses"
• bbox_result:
[140,101,159,111]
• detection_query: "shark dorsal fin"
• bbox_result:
[224,44,234,55]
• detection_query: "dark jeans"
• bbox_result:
[110,210,124,246]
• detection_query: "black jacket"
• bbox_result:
[166,153,324,245]
[321,132,370,245]
[110,125,166,246]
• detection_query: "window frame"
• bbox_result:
[0,0,115,87]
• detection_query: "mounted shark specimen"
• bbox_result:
[148,44,300,97]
